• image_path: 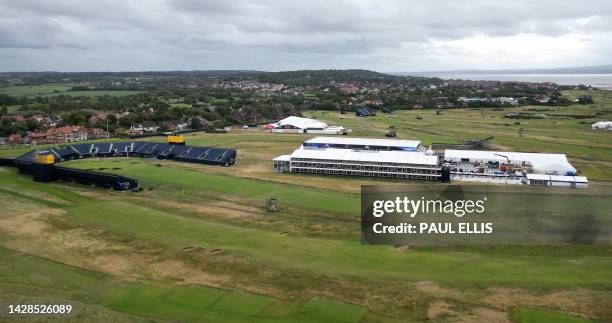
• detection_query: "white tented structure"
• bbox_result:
[273,137,440,180]
[444,150,577,175]
[591,121,612,130]
[270,116,350,135]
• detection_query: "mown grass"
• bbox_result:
[514,308,591,323]
[61,198,612,289]
[0,247,369,322]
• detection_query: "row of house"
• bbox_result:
[2,114,60,129]
[25,126,109,145]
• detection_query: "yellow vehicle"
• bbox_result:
[34,150,55,164]
[167,132,185,145]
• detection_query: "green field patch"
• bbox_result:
[168,284,227,308]
[211,291,277,316]
[43,90,143,97]
[294,298,365,323]
[102,284,227,321]
[0,84,76,97]
[0,84,142,98]
[516,308,591,323]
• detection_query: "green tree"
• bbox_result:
[209,120,224,129]
[25,118,39,131]
[118,115,133,128]
[106,114,118,125]
[190,117,203,129]
[67,112,86,125]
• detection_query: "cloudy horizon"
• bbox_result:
[1,0,611,73]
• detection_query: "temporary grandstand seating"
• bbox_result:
[112,142,132,155]
[94,143,113,155]
[71,143,91,156]
[15,141,237,167]
[356,107,376,117]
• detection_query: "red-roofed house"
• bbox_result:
[27,129,54,145]
[87,128,109,139]
[8,134,23,145]
[53,126,88,142]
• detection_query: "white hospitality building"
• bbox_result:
[273,137,441,180]
[272,137,589,188]
[270,116,350,135]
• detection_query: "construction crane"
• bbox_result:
[494,153,510,163]
[462,136,494,146]
[167,131,185,145]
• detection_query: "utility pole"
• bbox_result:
[106,118,110,139]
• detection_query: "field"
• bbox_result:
[0,84,142,98]
[0,90,611,322]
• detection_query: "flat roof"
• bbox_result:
[525,174,550,181]
[305,136,421,148]
[273,155,291,161]
[444,150,577,173]
[290,147,438,165]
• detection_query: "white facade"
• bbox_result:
[271,117,350,135]
[526,174,588,188]
[592,121,612,130]
[276,116,328,129]
[273,138,440,180]
[272,138,588,188]
[304,137,421,150]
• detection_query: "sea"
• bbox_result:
[421,74,612,90]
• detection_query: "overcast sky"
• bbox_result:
[0,0,611,72]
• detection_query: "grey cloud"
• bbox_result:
[0,0,610,71]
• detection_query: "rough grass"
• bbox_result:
[0,247,368,322]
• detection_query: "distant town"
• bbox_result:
[0,70,597,147]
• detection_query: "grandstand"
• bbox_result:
[273,137,588,188]
[356,107,376,117]
[273,137,441,180]
[3,141,237,191]
[16,141,237,167]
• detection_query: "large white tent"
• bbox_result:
[271,117,349,134]
[275,116,328,129]
[592,121,612,130]
[444,150,577,175]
